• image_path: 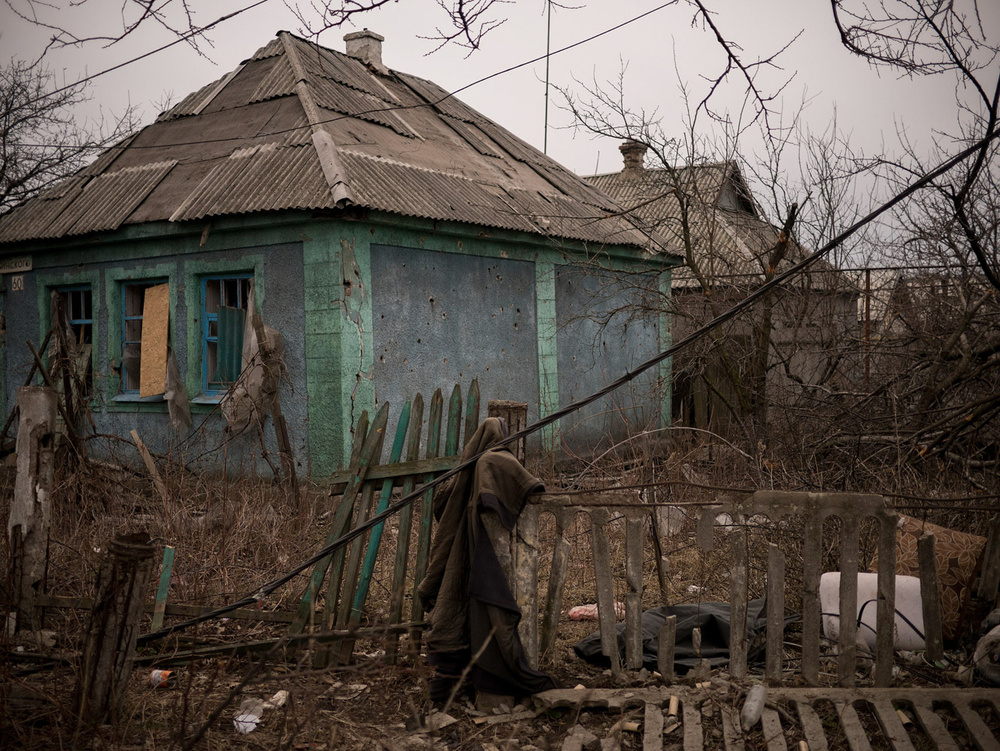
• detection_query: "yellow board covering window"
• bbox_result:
[139,283,170,398]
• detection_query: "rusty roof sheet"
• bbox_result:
[1,31,662,254]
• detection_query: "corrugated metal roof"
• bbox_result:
[171,144,329,221]
[48,161,177,237]
[586,161,841,287]
[1,31,664,254]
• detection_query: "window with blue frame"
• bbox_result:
[121,280,167,393]
[55,285,94,395]
[202,274,252,395]
[57,285,93,345]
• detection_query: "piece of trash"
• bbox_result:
[233,715,259,734]
[568,602,625,621]
[424,711,458,731]
[610,719,640,733]
[740,684,767,730]
[264,690,289,709]
[233,693,287,734]
[687,585,704,594]
[149,669,175,688]
[896,709,913,726]
[820,572,926,650]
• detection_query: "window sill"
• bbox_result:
[191,394,224,405]
[113,394,166,403]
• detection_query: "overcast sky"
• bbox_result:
[1,1,992,194]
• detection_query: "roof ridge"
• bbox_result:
[278,31,354,207]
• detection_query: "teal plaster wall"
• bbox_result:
[2,209,677,475]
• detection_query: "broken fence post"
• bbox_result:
[657,614,676,683]
[74,533,156,726]
[487,399,527,464]
[8,385,57,631]
[917,533,945,662]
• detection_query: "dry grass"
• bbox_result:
[1,427,996,750]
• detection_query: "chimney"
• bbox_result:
[344,29,387,74]
[619,140,647,177]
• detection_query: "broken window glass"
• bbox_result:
[202,275,251,394]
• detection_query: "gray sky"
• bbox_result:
[1,1,990,190]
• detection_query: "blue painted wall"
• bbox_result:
[1,241,306,477]
[2,211,674,475]
[555,264,663,454]
[370,244,540,437]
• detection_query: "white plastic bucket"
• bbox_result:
[819,572,926,651]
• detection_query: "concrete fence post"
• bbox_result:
[74,533,156,725]
[8,385,57,631]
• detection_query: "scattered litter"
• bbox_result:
[149,669,175,688]
[569,602,625,621]
[423,711,458,731]
[667,695,678,720]
[686,585,704,594]
[715,513,735,529]
[740,684,767,730]
[232,691,289,733]
[609,719,640,733]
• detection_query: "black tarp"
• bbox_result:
[574,598,777,674]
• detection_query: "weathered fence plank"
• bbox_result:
[9,385,57,630]
[386,394,425,663]
[590,508,621,678]
[766,542,785,685]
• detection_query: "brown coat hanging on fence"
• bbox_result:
[417,417,555,701]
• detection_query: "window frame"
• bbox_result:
[120,278,169,395]
[201,273,253,396]
[55,284,94,347]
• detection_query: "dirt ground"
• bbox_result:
[3,447,998,750]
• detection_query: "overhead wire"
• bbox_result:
[16,2,676,149]
[136,120,1000,646]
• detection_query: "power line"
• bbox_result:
[15,3,675,151]
[18,0,272,105]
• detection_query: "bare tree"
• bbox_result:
[0,58,138,211]
[2,0,517,55]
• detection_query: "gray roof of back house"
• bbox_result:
[587,148,845,291]
[0,31,661,252]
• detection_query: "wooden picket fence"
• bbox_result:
[288,379,481,665]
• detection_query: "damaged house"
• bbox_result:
[0,32,680,475]
[586,141,857,436]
